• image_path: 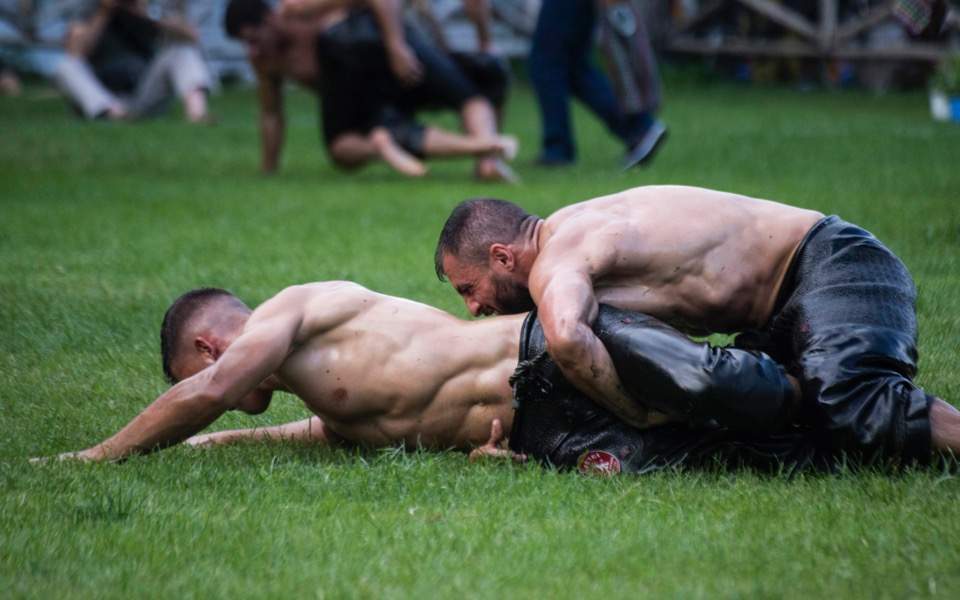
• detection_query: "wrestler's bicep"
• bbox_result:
[208,316,301,406]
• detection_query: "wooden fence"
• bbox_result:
[666,0,956,63]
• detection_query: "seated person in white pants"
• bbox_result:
[54,0,212,122]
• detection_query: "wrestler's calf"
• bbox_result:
[593,305,798,433]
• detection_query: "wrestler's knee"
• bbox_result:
[326,140,364,171]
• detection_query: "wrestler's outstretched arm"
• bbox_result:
[43,305,305,463]
[186,416,336,447]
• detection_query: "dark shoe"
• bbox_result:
[623,120,668,170]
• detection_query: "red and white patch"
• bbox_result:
[576,450,622,476]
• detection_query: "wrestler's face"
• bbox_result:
[443,253,534,316]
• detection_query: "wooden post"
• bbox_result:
[665,0,957,66]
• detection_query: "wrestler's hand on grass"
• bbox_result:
[468,418,527,464]
[30,447,103,464]
[183,433,214,447]
[386,41,424,86]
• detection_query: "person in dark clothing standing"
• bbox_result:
[528,0,666,168]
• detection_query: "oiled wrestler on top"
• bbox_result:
[436,185,957,463]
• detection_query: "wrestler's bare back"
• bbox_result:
[536,186,824,333]
[269,283,522,449]
[250,18,330,86]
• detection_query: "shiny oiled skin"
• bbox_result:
[273,283,522,449]
[534,185,825,334]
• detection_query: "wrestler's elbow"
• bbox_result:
[544,322,592,370]
[186,373,233,412]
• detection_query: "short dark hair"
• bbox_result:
[160,288,235,384]
[224,0,270,39]
[434,198,536,280]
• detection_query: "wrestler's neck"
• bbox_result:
[514,218,544,278]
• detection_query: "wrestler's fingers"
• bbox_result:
[468,446,495,462]
[468,445,512,463]
[488,418,504,446]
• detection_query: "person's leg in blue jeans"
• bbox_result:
[529,0,578,163]
[566,1,640,147]
[529,0,642,164]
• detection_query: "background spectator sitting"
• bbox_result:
[54,0,213,122]
[225,0,517,180]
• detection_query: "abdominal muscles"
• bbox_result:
[280,332,502,450]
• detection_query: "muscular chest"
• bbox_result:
[277,343,371,420]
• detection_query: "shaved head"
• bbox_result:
[160,288,250,383]
[434,198,537,280]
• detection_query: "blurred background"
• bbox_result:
[1,1,957,92]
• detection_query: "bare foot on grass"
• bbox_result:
[493,134,518,161]
[372,127,428,177]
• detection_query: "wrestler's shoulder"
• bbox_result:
[265,282,383,331]
[289,280,375,299]
[541,214,629,256]
[257,281,372,309]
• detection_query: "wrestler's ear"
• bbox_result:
[194,337,218,365]
[489,243,515,272]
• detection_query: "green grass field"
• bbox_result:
[2,80,959,598]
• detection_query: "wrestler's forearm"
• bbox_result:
[187,417,330,447]
[550,325,652,428]
[79,382,230,461]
